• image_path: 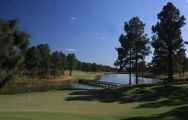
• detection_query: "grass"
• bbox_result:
[9,70,106,85]
[0,83,188,120]
[65,70,107,80]
[143,72,188,82]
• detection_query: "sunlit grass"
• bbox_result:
[0,83,188,120]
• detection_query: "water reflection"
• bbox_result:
[99,74,156,84]
[73,74,157,89]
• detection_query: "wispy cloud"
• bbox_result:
[66,48,78,52]
[100,36,105,40]
[186,0,188,6]
[70,17,78,21]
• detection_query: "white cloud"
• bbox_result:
[66,48,78,52]
[186,0,188,6]
[70,17,77,21]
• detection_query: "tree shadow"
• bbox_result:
[120,105,188,120]
[66,83,188,107]
[66,84,154,103]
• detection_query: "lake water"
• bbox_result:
[99,74,156,84]
[73,74,157,89]
[0,74,157,94]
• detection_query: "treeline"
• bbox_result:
[0,19,114,87]
[115,2,187,83]
[24,44,66,77]
[24,44,115,78]
[77,61,114,72]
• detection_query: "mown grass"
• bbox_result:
[0,83,188,120]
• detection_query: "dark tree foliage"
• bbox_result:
[25,44,51,77]
[25,45,113,78]
[76,61,83,71]
[152,2,186,82]
[25,46,41,76]
[91,63,98,72]
[36,44,51,76]
[78,61,114,72]
[0,18,30,87]
[174,48,186,76]
[114,35,130,72]
[51,51,66,77]
[114,34,132,84]
[67,53,77,76]
[183,58,188,76]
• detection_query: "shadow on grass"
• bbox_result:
[66,83,188,108]
[120,105,188,120]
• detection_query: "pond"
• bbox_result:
[0,74,157,94]
[72,74,157,89]
[99,74,156,84]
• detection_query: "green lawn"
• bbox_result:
[0,83,188,120]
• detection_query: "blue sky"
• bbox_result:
[0,0,188,66]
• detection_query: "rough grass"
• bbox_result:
[0,83,188,120]
[65,70,107,80]
[0,70,106,94]
[9,70,106,85]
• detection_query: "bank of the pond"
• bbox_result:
[0,70,108,94]
[142,72,188,82]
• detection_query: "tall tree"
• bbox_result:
[0,18,30,87]
[25,44,51,77]
[114,34,132,84]
[115,17,150,85]
[152,2,186,82]
[37,44,51,76]
[124,17,150,84]
[67,53,77,76]
[25,46,41,76]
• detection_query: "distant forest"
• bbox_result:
[0,18,115,87]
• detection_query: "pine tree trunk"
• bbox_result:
[129,48,132,85]
[135,47,138,84]
[70,69,72,76]
[183,66,185,76]
[168,51,173,82]
[69,64,72,76]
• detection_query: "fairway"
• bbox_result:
[0,83,188,120]
[0,90,134,120]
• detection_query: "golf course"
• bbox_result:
[0,0,188,120]
[0,71,187,120]
[0,84,187,120]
